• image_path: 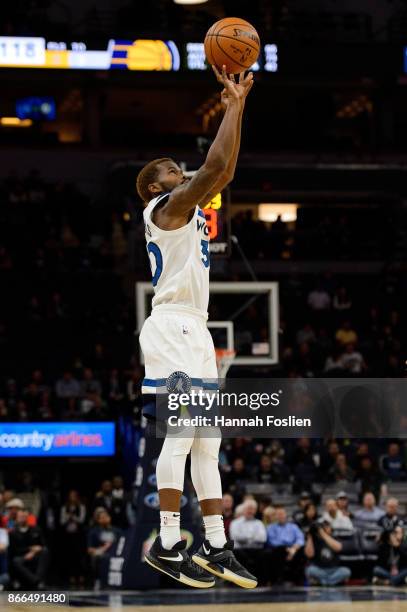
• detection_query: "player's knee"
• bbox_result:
[193,435,221,460]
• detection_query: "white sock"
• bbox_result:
[160,511,181,550]
[203,514,227,549]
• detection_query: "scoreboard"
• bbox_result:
[203,190,230,257]
[0,36,277,73]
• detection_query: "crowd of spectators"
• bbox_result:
[0,476,134,590]
[2,443,407,590]
[213,436,407,587]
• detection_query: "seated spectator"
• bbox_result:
[322,499,353,530]
[221,493,234,538]
[9,510,48,589]
[336,491,353,519]
[297,502,319,535]
[229,500,266,580]
[296,323,316,345]
[94,480,113,511]
[289,438,318,491]
[355,456,384,501]
[338,343,366,374]
[55,371,81,400]
[112,476,133,528]
[307,286,331,311]
[380,443,406,482]
[373,525,407,586]
[330,454,355,484]
[230,500,267,549]
[265,506,305,584]
[257,496,273,518]
[292,491,312,524]
[87,508,123,589]
[320,440,341,474]
[350,442,371,471]
[256,454,274,484]
[59,490,86,587]
[305,519,351,586]
[335,320,358,346]
[2,499,36,530]
[80,368,102,397]
[324,349,345,373]
[378,498,404,531]
[262,506,276,526]
[94,479,127,528]
[354,492,385,526]
[333,286,352,312]
[0,526,9,589]
[223,458,249,500]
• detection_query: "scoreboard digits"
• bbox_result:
[0,37,45,66]
[203,191,230,256]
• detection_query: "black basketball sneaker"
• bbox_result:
[192,539,258,589]
[145,536,215,588]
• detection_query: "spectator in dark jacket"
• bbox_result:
[380,443,406,482]
[292,491,312,525]
[373,526,407,586]
[305,519,351,586]
[9,510,48,588]
[59,490,86,587]
[378,498,404,531]
[87,508,123,588]
[356,457,383,501]
[297,502,319,535]
[223,458,249,500]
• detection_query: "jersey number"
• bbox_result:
[201,239,210,268]
[148,240,209,286]
[147,242,163,286]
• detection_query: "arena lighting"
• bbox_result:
[259,203,299,223]
[0,117,32,127]
[173,0,208,4]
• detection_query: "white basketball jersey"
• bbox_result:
[143,193,210,316]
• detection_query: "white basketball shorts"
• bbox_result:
[139,304,218,403]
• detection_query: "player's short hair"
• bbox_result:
[136,157,173,203]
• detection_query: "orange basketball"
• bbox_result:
[204,17,260,74]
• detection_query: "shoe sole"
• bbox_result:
[192,554,257,589]
[144,554,215,589]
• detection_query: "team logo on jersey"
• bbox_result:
[166,371,192,394]
[145,223,152,237]
[182,325,189,335]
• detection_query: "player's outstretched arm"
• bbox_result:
[161,66,243,220]
[197,68,254,208]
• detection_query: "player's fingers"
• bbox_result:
[229,73,236,82]
[211,65,222,82]
[221,65,228,81]
[239,71,245,83]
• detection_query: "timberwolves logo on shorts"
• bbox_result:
[166,371,192,394]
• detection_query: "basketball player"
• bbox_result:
[136,66,256,589]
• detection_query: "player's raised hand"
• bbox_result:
[238,70,254,99]
[212,65,244,105]
[212,66,254,109]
